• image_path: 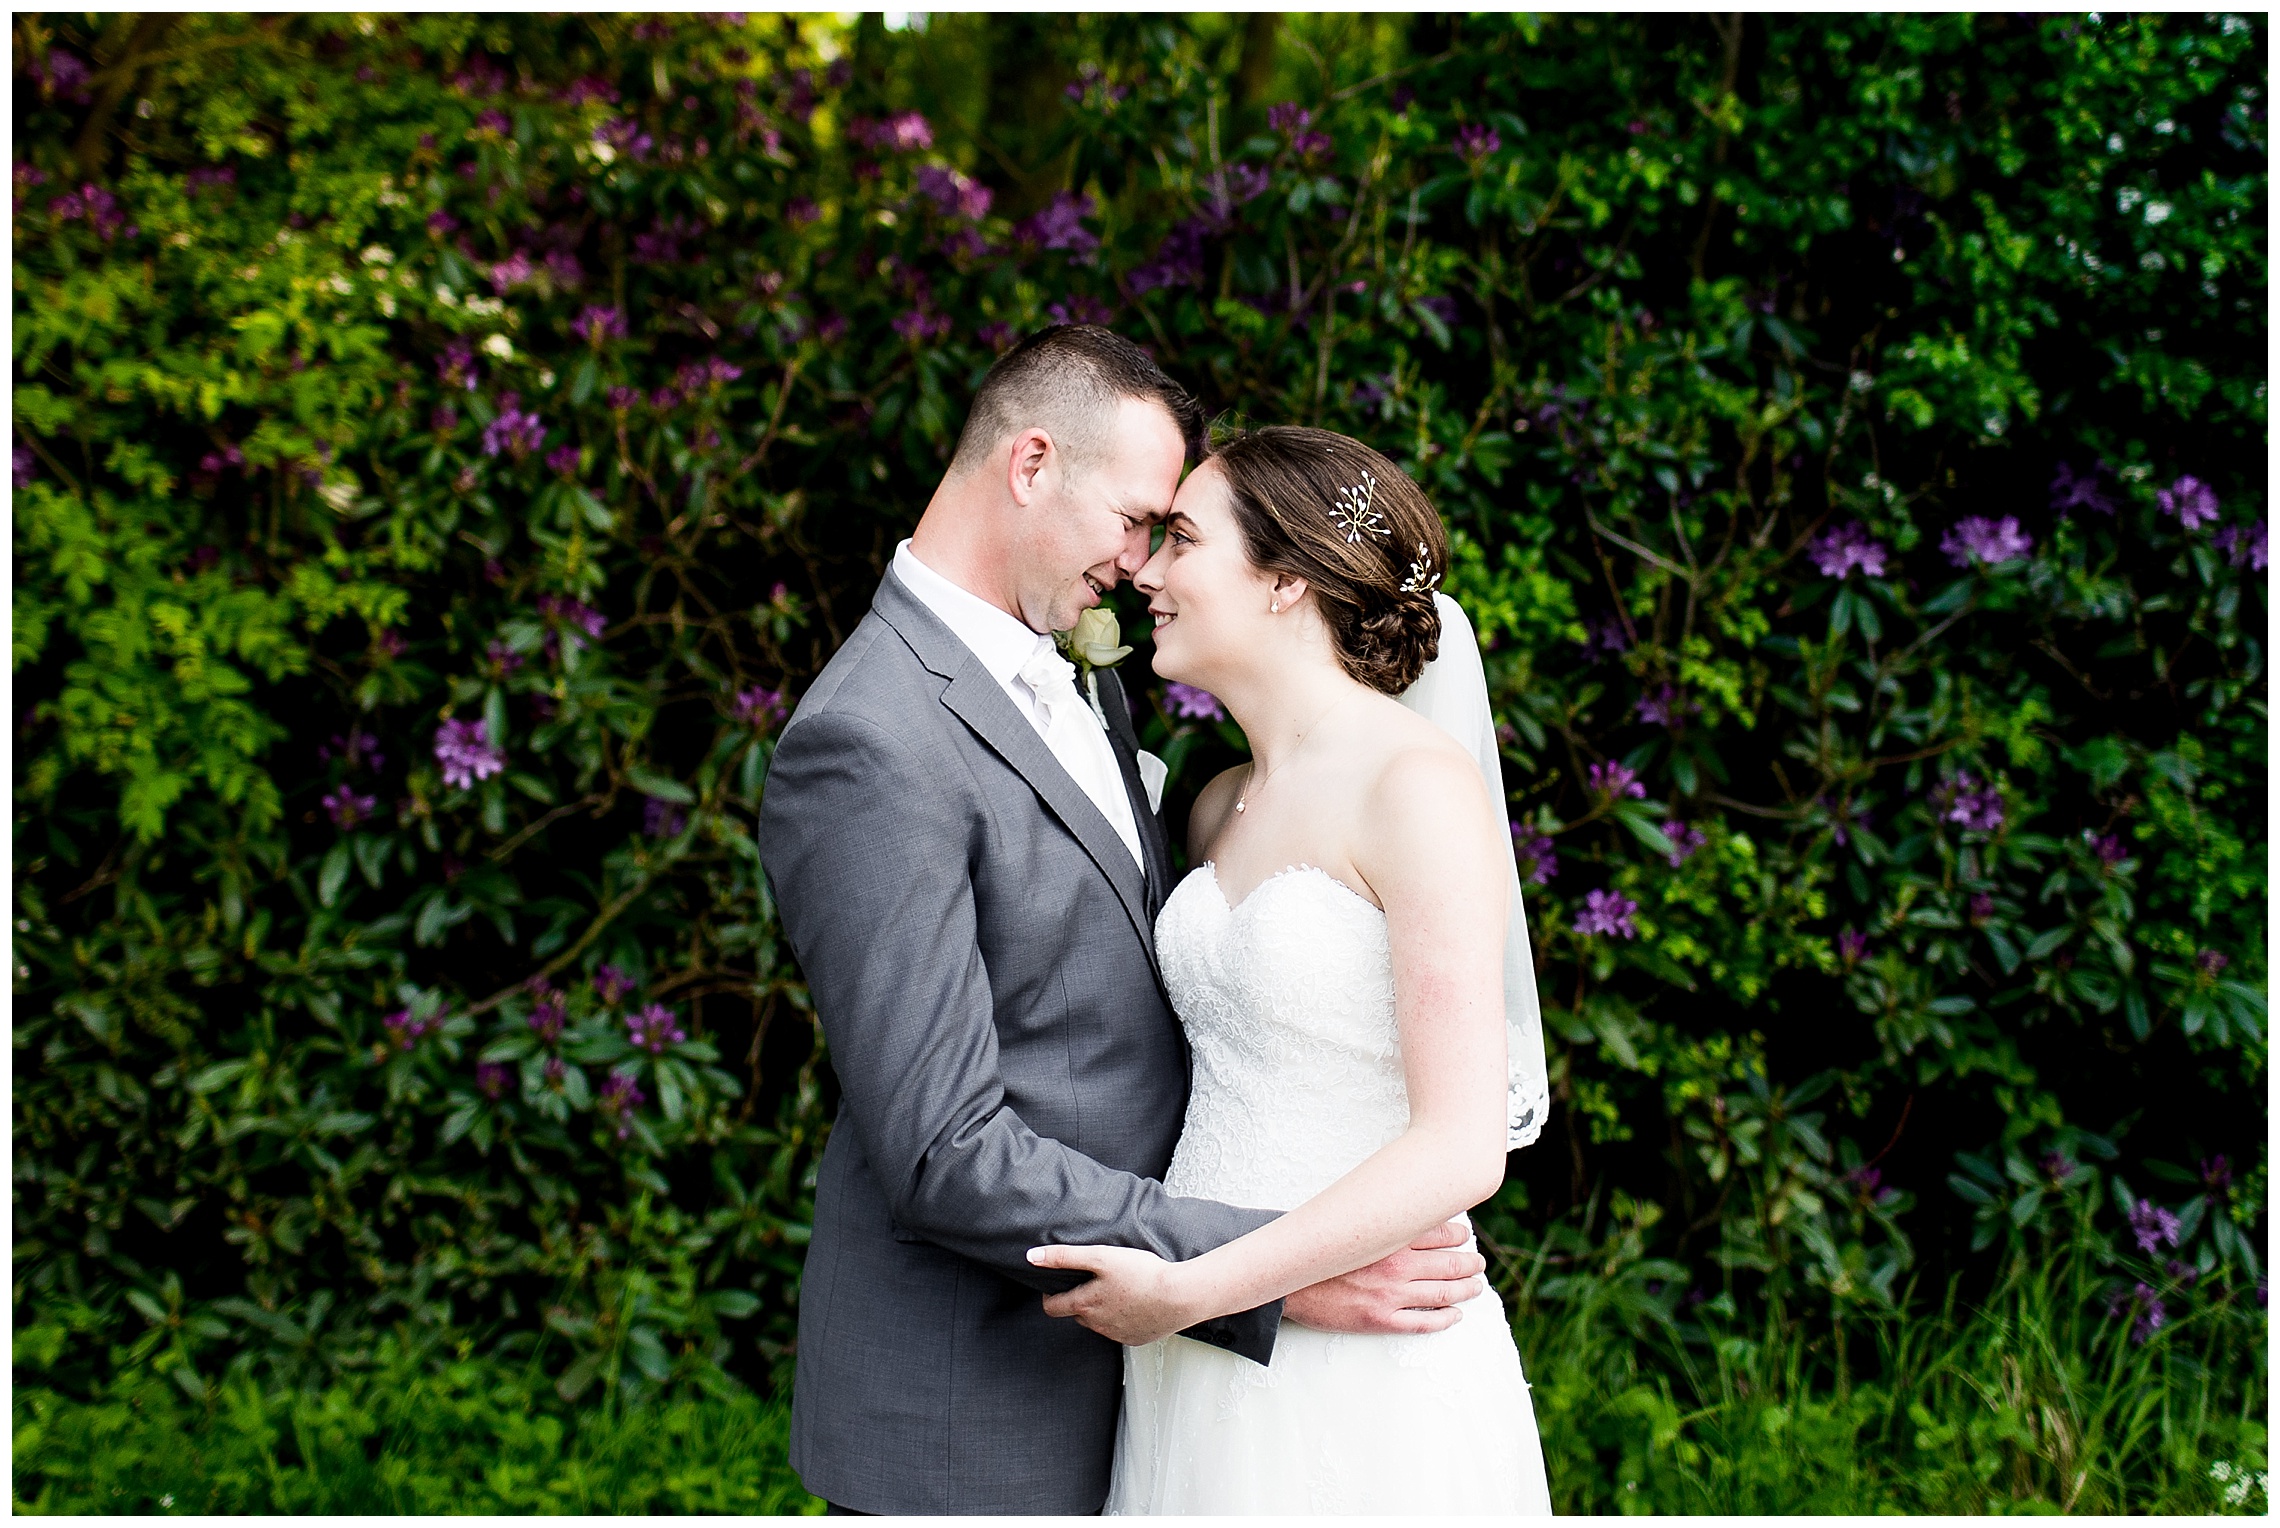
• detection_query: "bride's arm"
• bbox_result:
[1032,743,1511,1345]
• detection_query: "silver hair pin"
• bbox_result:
[1327,472,1389,544]
[1399,541,1441,595]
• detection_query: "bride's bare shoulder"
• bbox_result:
[1351,698,1497,865]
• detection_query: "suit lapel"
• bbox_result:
[1094,667,1174,916]
[874,572,1160,976]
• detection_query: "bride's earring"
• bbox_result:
[1269,600,1281,614]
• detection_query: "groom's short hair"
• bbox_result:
[949,324,1205,478]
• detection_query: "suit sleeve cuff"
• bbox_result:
[1178,1295,1284,1367]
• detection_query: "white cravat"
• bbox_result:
[892,541,1145,870]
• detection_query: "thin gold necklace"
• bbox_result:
[1234,694,1352,814]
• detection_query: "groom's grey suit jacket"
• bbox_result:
[756,568,1283,1515]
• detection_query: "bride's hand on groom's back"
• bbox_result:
[1281,1219,1488,1335]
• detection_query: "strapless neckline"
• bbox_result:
[1199,861,1381,919]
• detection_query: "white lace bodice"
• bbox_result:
[1157,864,1411,1211]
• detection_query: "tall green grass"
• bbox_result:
[17,1217,2265,1515]
[1505,1210,2269,1513]
[12,1344,823,1515]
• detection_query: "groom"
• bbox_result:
[757,325,1488,1515]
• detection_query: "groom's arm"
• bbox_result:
[758,706,1283,1364]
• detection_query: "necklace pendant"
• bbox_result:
[1234,800,1246,813]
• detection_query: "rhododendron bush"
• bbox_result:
[12,12,2264,1406]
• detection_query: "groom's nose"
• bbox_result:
[1114,521,1154,579]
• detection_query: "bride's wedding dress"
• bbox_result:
[1104,860,1554,1515]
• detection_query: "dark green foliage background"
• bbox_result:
[12,9,2266,1471]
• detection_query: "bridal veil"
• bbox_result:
[1397,592,1551,1150]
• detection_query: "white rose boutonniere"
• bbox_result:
[1056,607,1133,728]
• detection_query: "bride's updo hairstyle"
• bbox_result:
[1209,426,1447,695]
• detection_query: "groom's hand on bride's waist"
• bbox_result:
[1280,1219,1489,1335]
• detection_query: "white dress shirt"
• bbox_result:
[892,540,1145,869]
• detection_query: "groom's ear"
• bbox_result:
[1006,428,1055,505]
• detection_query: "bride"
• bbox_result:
[1028,426,1554,1514]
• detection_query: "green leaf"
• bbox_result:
[319,841,352,908]
[186,1060,251,1095]
[626,767,695,804]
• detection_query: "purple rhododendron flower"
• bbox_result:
[383,1008,439,1051]
[786,196,820,227]
[426,210,460,237]
[2197,948,2230,976]
[2127,1197,2183,1254]
[893,306,951,342]
[576,305,628,346]
[1048,296,1116,327]
[2131,1285,2166,1344]
[545,446,581,479]
[32,49,95,103]
[642,797,687,838]
[1130,217,1214,294]
[1940,774,2005,833]
[1664,821,1707,867]
[527,992,566,1042]
[322,785,377,829]
[596,117,655,161]
[1204,162,1271,216]
[52,182,132,239]
[560,76,618,107]
[1582,611,1630,658]
[1810,521,1889,580]
[676,356,743,391]
[735,686,789,730]
[482,393,546,459]
[915,163,992,220]
[1941,515,2033,568]
[593,964,636,1004]
[1511,826,1558,887]
[1019,191,1100,262]
[599,1072,645,1137]
[437,342,479,392]
[13,445,37,489]
[434,718,506,789]
[2049,460,2117,516]
[1574,889,1638,939]
[1588,760,1646,799]
[537,593,606,638]
[1164,683,1226,723]
[606,385,639,412]
[625,1002,688,1054]
[2157,474,2220,530]
[1635,684,1697,729]
[318,726,384,772]
[2214,520,2267,571]
[1267,103,1311,134]
[847,111,933,153]
[544,248,584,288]
[1838,929,1869,964]
[2201,1155,2233,1193]
[476,1061,514,1099]
[1455,123,1502,164]
[1968,892,1996,923]
[2090,832,2127,867]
